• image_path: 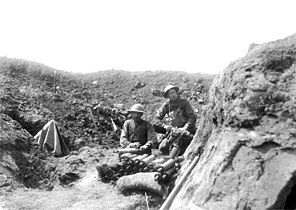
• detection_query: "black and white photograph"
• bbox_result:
[1,0,296,209]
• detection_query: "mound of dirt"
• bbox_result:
[0,57,214,210]
[169,34,296,210]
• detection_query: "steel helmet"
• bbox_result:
[164,85,179,98]
[128,104,144,113]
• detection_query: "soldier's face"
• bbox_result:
[168,89,178,101]
[131,112,143,122]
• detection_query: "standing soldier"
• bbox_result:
[154,85,197,157]
[120,103,157,154]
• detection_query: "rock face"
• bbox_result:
[0,114,34,191]
[169,34,296,209]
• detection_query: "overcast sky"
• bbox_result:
[0,0,295,75]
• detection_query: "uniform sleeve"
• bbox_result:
[155,103,168,121]
[120,121,131,147]
[183,100,197,129]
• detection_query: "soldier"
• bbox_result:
[96,104,157,182]
[120,103,157,154]
[154,85,197,157]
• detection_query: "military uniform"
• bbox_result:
[156,97,196,133]
[120,118,157,151]
[155,96,197,156]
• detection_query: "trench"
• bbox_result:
[283,182,296,209]
[9,149,56,190]
[271,174,296,209]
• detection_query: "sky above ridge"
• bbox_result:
[0,0,295,74]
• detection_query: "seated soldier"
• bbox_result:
[120,103,157,154]
[154,85,197,158]
[96,103,157,182]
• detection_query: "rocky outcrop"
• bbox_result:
[169,34,296,209]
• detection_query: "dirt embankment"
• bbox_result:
[170,34,296,210]
[0,58,214,210]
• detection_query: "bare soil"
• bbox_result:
[1,148,162,210]
[0,57,214,210]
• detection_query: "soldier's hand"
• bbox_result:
[139,141,153,152]
[139,145,148,152]
[128,142,140,149]
[177,127,186,132]
[177,127,190,136]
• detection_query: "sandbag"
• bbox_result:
[116,172,168,197]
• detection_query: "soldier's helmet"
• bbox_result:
[164,85,179,98]
[128,104,144,113]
